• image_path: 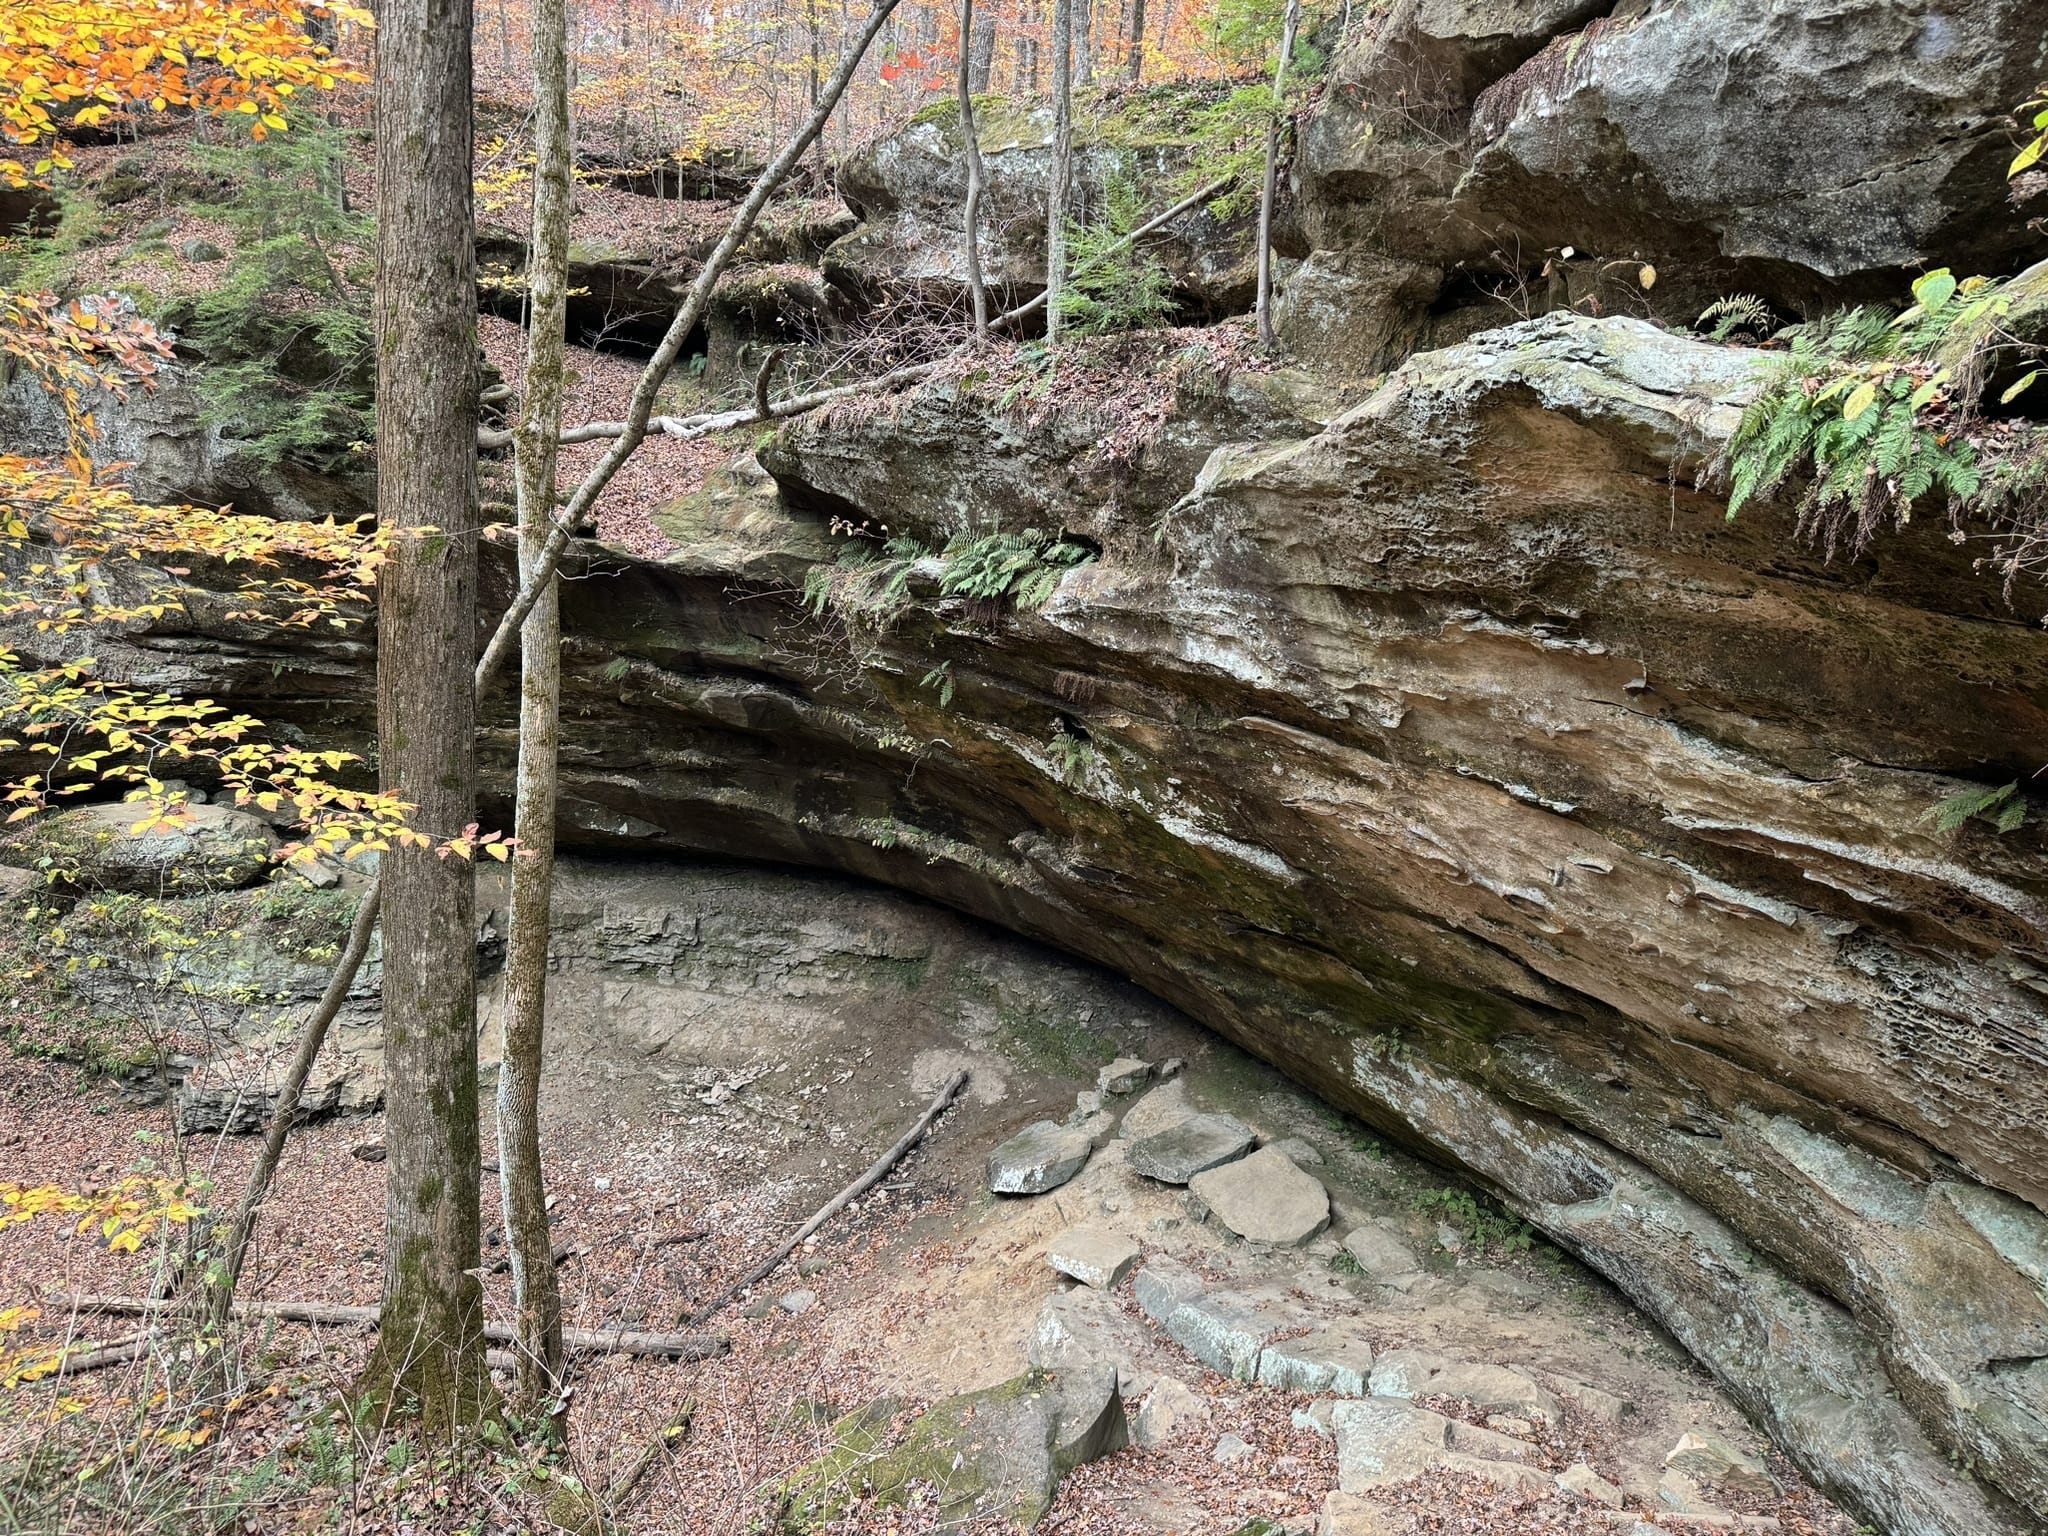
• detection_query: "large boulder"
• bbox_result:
[2,801,278,894]
[1292,0,2048,363]
[774,1367,1127,1531]
[828,92,1305,321]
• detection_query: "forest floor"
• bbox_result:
[0,862,1861,1536]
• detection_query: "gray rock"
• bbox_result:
[1557,1462,1624,1507]
[1128,1112,1257,1185]
[1267,1136,1326,1168]
[1134,1376,1205,1449]
[1367,1351,1562,1427]
[1070,1088,1105,1118]
[1117,1077,1193,1142]
[1160,1289,1292,1383]
[1097,1056,1153,1095]
[777,1366,1127,1530]
[179,236,226,263]
[1211,1431,1254,1464]
[1330,1398,1457,1493]
[1028,1287,1149,1393]
[989,1120,1092,1195]
[1341,1224,1424,1291]
[1069,1109,1118,1149]
[4,801,278,894]
[1047,1226,1142,1290]
[1665,1431,1778,1496]
[778,1288,818,1314]
[1256,1325,1376,1396]
[1331,1398,1551,1496]
[1133,1258,1205,1326]
[1188,1146,1329,1246]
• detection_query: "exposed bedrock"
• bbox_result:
[32,312,2048,1535]
[548,317,2039,1536]
[1288,0,2048,368]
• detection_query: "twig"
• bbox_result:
[605,1399,695,1511]
[57,1295,728,1360]
[685,1069,966,1325]
[752,346,789,418]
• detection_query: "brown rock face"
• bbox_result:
[28,311,2048,1536]
[524,317,2042,1536]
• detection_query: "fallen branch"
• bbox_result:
[42,1335,149,1378]
[606,1399,695,1510]
[58,1295,728,1361]
[686,1069,967,1326]
[492,176,1235,453]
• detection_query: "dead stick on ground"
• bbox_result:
[57,1296,727,1360]
[606,1399,695,1512]
[687,1068,968,1326]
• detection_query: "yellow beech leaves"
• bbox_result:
[0,0,370,184]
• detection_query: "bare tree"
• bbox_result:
[1043,0,1074,343]
[1125,0,1145,81]
[957,0,990,338]
[1255,0,1300,353]
[1075,0,1094,84]
[499,0,574,1411]
[357,0,493,1434]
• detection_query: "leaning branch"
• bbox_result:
[472,0,909,692]
[60,1295,729,1360]
[491,176,1236,452]
[686,1069,967,1326]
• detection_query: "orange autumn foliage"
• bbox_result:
[0,0,370,184]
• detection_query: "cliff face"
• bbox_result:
[531,317,2047,1536]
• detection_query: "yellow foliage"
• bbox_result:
[0,0,371,185]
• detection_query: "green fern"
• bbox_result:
[936,528,1094,609]
[1698,294,1775,341]
[1923,781,2029,835]
[1721,270,2023,558]
[801,535,929,631]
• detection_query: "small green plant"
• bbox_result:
[918,661,955,708]
[936,528,1094,608]
[1721,270,1996,557]
[802,535,930,631]
[1413,1186,1535,1257]
[1923,778,2029,835]
[1697,293,1775,341]
[1055,173,1176,335]
[1046,722,1095,783]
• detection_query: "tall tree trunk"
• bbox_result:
[1254,0,1300,353]
[499,0,572,1414]
[357,0,493,1438]
[1124,0,1144,81]
[957,0,989,339]
[1043,0,1073,343]
[969,1,998,93]
[1075,0,1093,85]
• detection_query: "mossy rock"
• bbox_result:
[773,1368,1125,1532]
[1,802,278,895]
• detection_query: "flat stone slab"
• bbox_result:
[1367,1350,1563,1426]
[1097,1056,1154,1095]
[1341,1223,1424,1290]
[1134,1258,1205,1326]
[1047,1226,1142,1290]
[1189,1145,1329,1245]
[1666,1430,1777,1495]
[1028,1287,1150,1394]
[1256,1324,1376,1396]
[1128,1112,1257,1184]
[1117,1078,1192,1142]
[1162,1289,1292,1382]
[989,1120,1092,1195]
[1332,1398,1551,1496]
